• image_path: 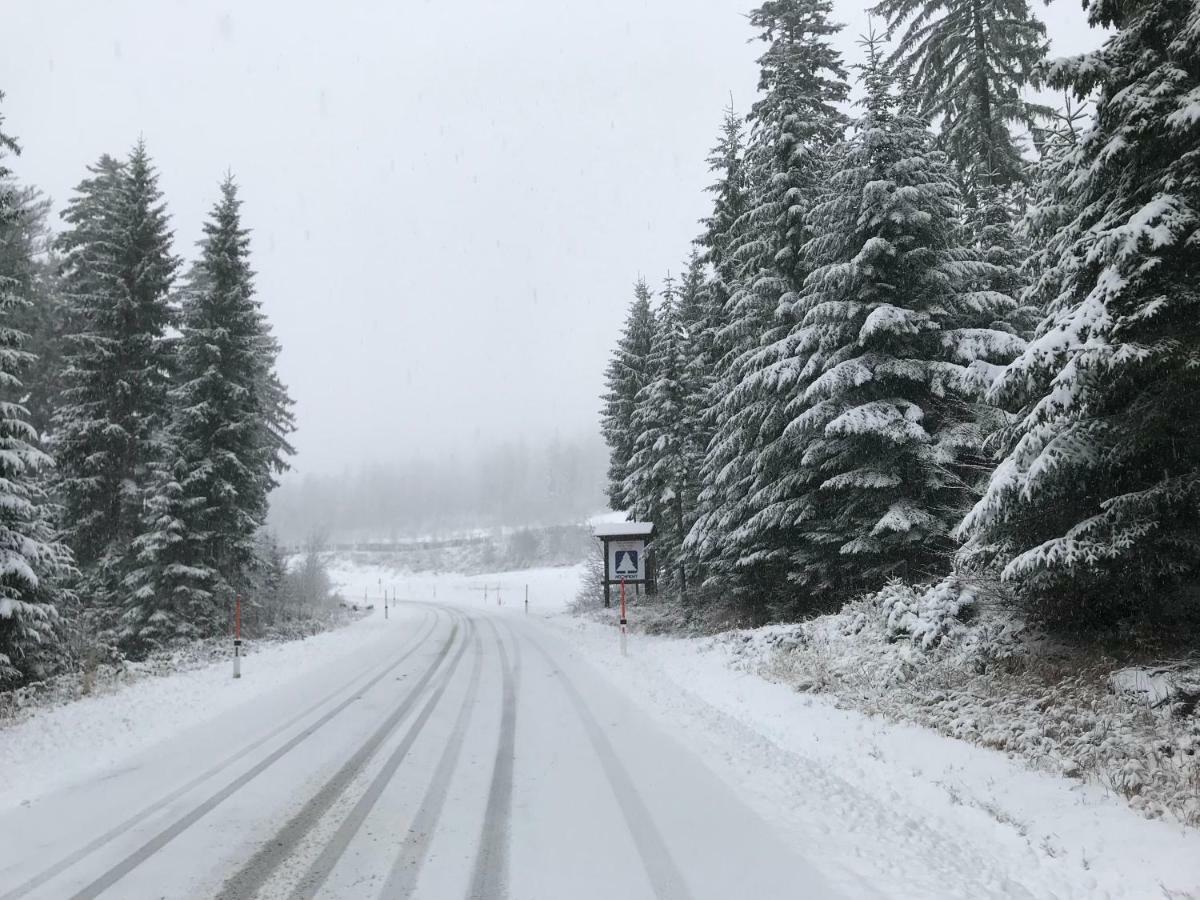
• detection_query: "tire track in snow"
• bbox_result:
[286,616,478,900]
[465,617,520,900]
[2,609,439,900]
[67,610,453,900]
[214,612,463,900]
[520,629,694,900]
[380,624,485,899]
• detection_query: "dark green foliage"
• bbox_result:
[126,177,294,648]
[52,143,180,621]
[959,0,1200,625]
[600,280,656,517]
[769,44,1021,601]
[0,96,75,685]
[687,0,850,613]
[872,0,1049,192]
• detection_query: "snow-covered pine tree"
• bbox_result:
[689,110,748,498]
[1017,98,1089,321]
[127,177,282,646]
[0,141,70,438]
[753,37,1023,603]
[0,98,74,685]
[624,276,697,604]
[872,0,1050,193]
[600,279,655,516]
[52,142,179,623]
[252,531,291,628]
[0,177,67,438]
[675,251,714,500]
[957,0,1200,623]
[697,101,748,277]
[250,326,296,509]
[687,0,849,611]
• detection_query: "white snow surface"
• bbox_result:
[0,558,1196,899]
[0,612,396,808]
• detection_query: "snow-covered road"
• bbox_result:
[2,562,1198,899]
[0,600,833,899]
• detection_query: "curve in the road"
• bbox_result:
[1,609,439,900]
[520,629,695,900]
[465,616,520,900]
[66,609,451,900]
[286,615,478,900]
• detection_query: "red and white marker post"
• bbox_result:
[233,594,243,679]
[619,578,628,656]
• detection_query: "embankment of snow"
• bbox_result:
[538,597,1200,898]
[0,611,392,810]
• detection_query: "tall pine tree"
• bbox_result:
[600,279,655,516]
[765,40,1023,602]
[52,141,180,627]
[127,177,291,647]
[958,0,1200,624]
[624,275,702,605]
[688,0,849,611]
[872,0,1049,192]
[0,97,74,685]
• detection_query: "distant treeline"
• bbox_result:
[267,434,608,543]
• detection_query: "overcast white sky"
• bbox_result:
[2,0,1098,476]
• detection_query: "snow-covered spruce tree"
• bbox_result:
[697,101,748,277]
[0,100,74,685]
[958,0,1200,625]
[127,177,287,646]
[687,0,849,612]
[675,252,715,502]
[872,0,1049,194]
[746,40,1023,604]
[1017,98,1090,321]
[624,276,702,605]
[0,180,66,438]
[689,111,748,499]
[600,279,655,516]
[52,142,179,624]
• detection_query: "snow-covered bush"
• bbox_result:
[717,580,1200,826]
[877,577,976,650]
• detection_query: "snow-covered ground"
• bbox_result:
[1,558,1197,898]
[0,610,395,808]
[333,559,1200,898]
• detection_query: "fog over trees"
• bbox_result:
[267,433,608,543]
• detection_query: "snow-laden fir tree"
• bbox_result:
[0,180,65,438]
[871,0,1049,193]
[744,38,1024,603]
[0,98,74,685]
[127,177,291,647]
[697,101,748,276]
[689,112,748,496]
[957,0,1200,623]
[675,252,717,506]
[600,279,655,517]
[624,275,703,605]
[52,142,179,621]
[1017,98,1090,321]
[687,0,849,609]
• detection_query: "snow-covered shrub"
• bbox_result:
[717,588,1200,826]
[877,577,977,650]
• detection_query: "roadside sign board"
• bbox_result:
[607,539,646,582]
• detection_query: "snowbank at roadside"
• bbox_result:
[0,609,395,810]
[536,604,1200,899]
